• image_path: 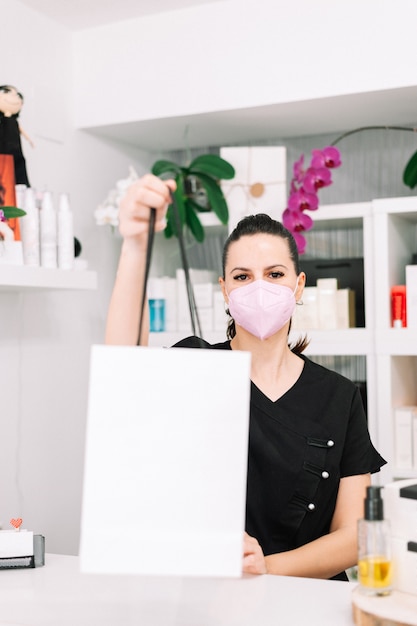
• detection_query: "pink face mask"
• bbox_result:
[227,279,297,340]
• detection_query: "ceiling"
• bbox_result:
[17,0,417,151]
[18,0,223,30]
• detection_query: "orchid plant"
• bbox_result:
[282,146,342,254]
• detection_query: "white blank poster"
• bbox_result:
[80,344,251,578]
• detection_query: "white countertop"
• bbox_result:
[0,554,357,626]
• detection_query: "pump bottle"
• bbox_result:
[357,485,392,595]
[20,187,40,267]
[40,190,57,269]
[57,192,74,270]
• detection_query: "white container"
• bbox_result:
[317,278,338,330]
[40,191,57,269]
[20,187,40,267]
[394,406,417,470]
[406,265,417,329]
[336,288,356,329]
[15,184,27,209]
[57,192,74,270]
[0,241,24,265]
[384,479,417,596]
[292,286,319,330]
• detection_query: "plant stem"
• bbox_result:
[331,126,417,146]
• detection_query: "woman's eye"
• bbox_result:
[233,274,248,281]
[269,271,284,279]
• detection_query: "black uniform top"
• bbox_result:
[0,112,30,186]
[173,336,387,580]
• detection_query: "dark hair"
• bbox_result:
[0,85,24,101]
[222,213,309,354]
[0,85,24,120]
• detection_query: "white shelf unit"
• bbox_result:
[0,266,98,291]
[373,197,417,482]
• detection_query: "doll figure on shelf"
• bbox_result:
[0,84,33,187]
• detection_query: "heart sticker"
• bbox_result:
[10,518,23,530]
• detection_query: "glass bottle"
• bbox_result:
[357,486,392,595]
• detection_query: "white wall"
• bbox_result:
[72,0,417,129]
[0,0,153,554]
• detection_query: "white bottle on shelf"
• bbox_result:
[20,187,40,267]
[15,184,27,209]
[57,192,74,270]
[40,190,57,269]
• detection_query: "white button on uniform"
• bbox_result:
[308,503,315,511]
[321,471,329,479]
[327,440,334,447]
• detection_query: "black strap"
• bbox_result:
[137,191,203,345]
[137,207,156,345]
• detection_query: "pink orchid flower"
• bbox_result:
[283,145,342,254]
[311,146,342,169]
[282,208,314,232]
[288,188,319,212]
[292,154,305,183]
[302,167,332,193]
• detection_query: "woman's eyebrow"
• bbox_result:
[230,266,250,273]
[265,264,288,270]
[229,264,288,273]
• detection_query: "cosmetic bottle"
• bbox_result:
[57,192,74,270]
[358,486,392,595]
[15,184,27,210]
[147,277,166,332]
[20,187,40,267]
[40,190,57,269]
[391,285,407,328]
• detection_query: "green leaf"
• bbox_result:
[185,200,205,242]
[163,213,174,238]
[1,206,26,218]
[194,173,229,224]
[151,160,183,178]
[188,154,235,180]
[403,150,417,188]
[187,196,211,213]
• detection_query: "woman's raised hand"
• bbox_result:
[118,174,176,242]
[105,174,176,345]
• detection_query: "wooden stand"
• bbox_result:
[352,585,417,626]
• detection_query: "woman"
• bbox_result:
[106,174,386,580]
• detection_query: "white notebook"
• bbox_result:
[80,344,251,577]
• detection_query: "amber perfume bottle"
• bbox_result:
[358,486,392,595]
